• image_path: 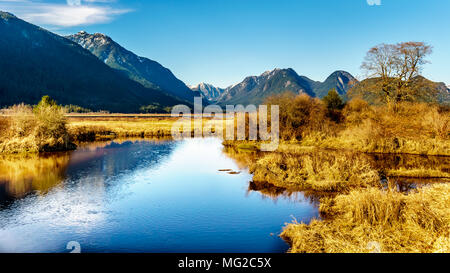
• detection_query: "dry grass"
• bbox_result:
[282,183,450,253]
[0,102,75,153]
[386,168,450,178]
[67,118,179,141]
[312,101,450,155]
[250,152,380,192]
[67,117,233,141]
[262,94,449,156]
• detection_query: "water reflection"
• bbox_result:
[0,138,317,253]
[0,139,174,206]
[247,180,321,206]
[0,154,70,204]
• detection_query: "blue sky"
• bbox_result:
[1,0,449,87]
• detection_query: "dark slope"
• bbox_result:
[0,11,182,112]
[67,31,195,103]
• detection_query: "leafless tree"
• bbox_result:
[361,42,433,105]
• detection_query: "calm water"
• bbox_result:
[0,138,317,253]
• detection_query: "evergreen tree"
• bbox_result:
[322,88,345,110]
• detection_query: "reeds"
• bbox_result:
[282,184,450,253]
[250,152,380,192]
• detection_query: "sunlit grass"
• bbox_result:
[282,184,450,253]
[67,117,234,141]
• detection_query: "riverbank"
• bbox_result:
[281,183,450,253]
[223,143,450,253]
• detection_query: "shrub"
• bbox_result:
[342,98,374,126]
[265,92,329,140]
[0,96,75,153]
[33,97,73,151]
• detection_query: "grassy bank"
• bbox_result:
[266,94,449,156]
[250,152,380,192]
[67,116,233,141]
[67,117,180,141]
[281,184,450,253]
[223,144,449,253]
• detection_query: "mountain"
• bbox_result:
[312,71,358,98]
[189,83,225,101]
[67,31,195,103]
[0,11,183,113]
[216,68,356,105]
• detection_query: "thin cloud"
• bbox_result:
[0,0,131,27]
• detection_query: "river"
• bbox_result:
[0,138,318,253]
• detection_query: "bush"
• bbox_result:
[33,97,74,151]
[0,96,75,153]
[265,92,329,140]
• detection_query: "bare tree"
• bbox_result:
[361,42,433,105]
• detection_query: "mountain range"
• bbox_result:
[189,83,225,101]
[0,11,184,113]
[0,11,448,111]
[191,69,357,105]
[67,31,196,103]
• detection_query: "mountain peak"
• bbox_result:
[261,68,281,77]
[216,69,357,105]
[190,82,225,101]
[68,31,195,103]
[0,11,16,20]
[0,11,184,112]
[69,31,114,48]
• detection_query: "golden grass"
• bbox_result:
[263,94,449,156]
[249,152,380,192]
[67,117,234,141]
[0,102,75,153]
[282,184,450,253]
[306,101,450,156]
[386,168,450,178]
[67,118,178,141]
